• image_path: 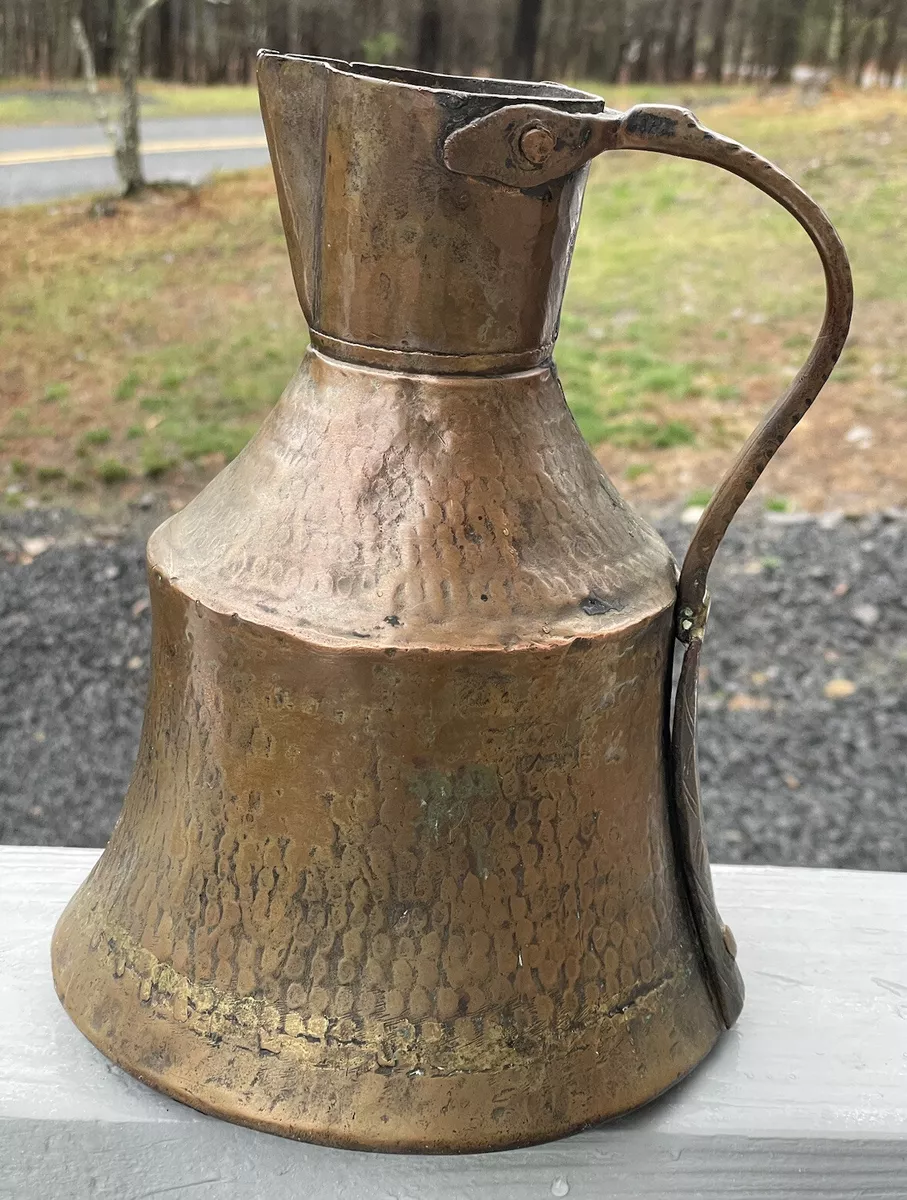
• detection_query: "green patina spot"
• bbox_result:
[409,765,500,842]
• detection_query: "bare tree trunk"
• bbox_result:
[661,0,683,81]
[837,0,852,75]
[71,14,119,150]
[416,0,441,71]
[627,0,658,82]
[706,0,735,81]
[853,3,882,84]
[286,0,301,54]
[799,0,835,66]
[774,0,807,83]
[610,0,631,82]
[539,0,582,78]
[724,1,748,78]
[751,0,775,78]
[588,0,627,83]
[157,0,172,78]
[728,4,749,79]
[51,0,77,79]
[679,0,704,78]
[632,27,655,80]
[115,0,164,194]
[507,0,542,79]
[72,0,163,197]
[878,0,905,83]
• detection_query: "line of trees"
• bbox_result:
[2,0,906,88]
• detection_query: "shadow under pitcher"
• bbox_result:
[51,55,853,1153]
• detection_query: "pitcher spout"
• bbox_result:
[257,51,604,373]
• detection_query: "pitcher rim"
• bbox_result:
[256,49,604,108]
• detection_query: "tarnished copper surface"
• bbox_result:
[52,56,852,1153]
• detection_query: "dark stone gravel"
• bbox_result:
[1,507,905,869]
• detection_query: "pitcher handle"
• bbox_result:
[615,107,853,1028]
[615,106,854,622]
[444,102,853,1028]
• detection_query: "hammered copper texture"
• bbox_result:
[52,351,723,1149]
[155,354,678,645]
[50,53,853,1153]
[52,575,720,1149]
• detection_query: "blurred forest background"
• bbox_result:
[3,0,907,518]
[3,0,907,89]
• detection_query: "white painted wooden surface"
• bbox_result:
[0,846,905,1199]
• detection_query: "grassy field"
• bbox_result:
[2,84,906,516]
[0,78,261,125]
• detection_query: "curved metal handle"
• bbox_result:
[616,106,854,629]
[619,106,853,1029]
[445,101,853,1029]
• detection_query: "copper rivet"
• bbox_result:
[518,125,556,165]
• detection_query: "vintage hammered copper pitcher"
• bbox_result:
[52,54,852,1152]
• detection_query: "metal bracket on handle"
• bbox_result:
[443,103,624,187]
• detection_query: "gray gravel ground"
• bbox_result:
[1,507,904,869]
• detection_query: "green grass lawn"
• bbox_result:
[0,76,749,126]
[2,84,906,515]
[0,78,262,125]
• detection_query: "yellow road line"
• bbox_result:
[0,135,267,168]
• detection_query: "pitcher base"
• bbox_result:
[52,908,721,1153]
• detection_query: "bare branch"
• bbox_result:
[126,0,165,40]
[70,16,118,152]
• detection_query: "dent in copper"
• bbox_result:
[52,55,852,1153]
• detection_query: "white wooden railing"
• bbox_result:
[1,846,905,1199]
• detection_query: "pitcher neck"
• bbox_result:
[258,54,603,364]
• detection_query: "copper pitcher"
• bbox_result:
[51,56,852,1152]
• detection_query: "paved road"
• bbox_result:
[0,115,269,206]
